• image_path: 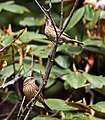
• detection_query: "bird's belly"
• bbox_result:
[23,84,36,100]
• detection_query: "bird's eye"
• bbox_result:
[30,77,34,80]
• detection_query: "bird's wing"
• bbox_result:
[62,32,72,39]
[55,28,72,39]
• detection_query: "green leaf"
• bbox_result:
[51,65,71,77]
[84,47,105,55]
[19,17,45,26]
[88,115,104,120]
[19,17,36,26]
[63,72,87,89]
[84,39,105,47]
[0,1,14,12]
[33,63,45,73]
[19,63,46,78]
[55,55,71,68]
[30,45,51,58]
[93,10,100,24]
[58,44,83,55]
[32,116,60,120]
[65,7,85,31]
[66,101,90,112]
[100,10,105,19]
[45,75,56,88]
[1,1,14,5]
[1,64,20,78]
[92,101,105,113]
[86,21,94,30]
[84,5,94,21]
[0,3,3,12]
[65,45,83,55]
[20,32,49,43]
[46,99,77,111]
[17,63,45,80]
[57,44,68,52]
[84,6,100,29]
[3,4,29,14]
[1,36,13,46]
[65,113,92,120]
[85,74,105,88]
[86,10,100,29]
[65,113,103,120]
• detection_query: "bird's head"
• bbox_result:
[46,19,52,27]
[24,76,36,85]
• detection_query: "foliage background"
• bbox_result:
[0,0,105,119]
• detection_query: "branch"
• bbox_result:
[61,0,79,35]
[0,67,32,89]
[34,0,50,19]
[17,96,26,119]
[24,102,34,120]
[23,1,80,119]
[59,0,64,30]
[22,34,59,120]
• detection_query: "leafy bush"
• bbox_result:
[0,0,105,120]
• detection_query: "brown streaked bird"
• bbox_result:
[23,76,51,111]
[45,19,83,44]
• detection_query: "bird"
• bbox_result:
[45,19,83,44]
[23,76,51,111]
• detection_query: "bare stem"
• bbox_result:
[61,0,79,35]
[34,0,49,18]
[59,0,64,30]
[23,1,80,119]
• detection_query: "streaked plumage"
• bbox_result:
[23,76,51,111]
[45,19,83,44]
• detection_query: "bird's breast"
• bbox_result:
[23,83,36,100]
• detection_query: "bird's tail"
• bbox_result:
[41,101,52,112]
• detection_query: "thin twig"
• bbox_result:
[49,0,52,9]
[17,58,35,120]
[12,46,16,76]
[23,11,60,120]
[0,67,32,89]
[24,102,34,120]
[42,0,59,40]
[0,29,25,52]
[61,0,79,35]
[89,90,94,105]
[47,12,59,42]
[12,46,22,100]
[17,96,26,119]
[34,0,49,19]
[59,0,64,30]
[18,97,38,120]
[0,73,21,89]
[22,39,59,119]
[23,1,80,119]
[43,43,58,84]
[19,100,31,119]
[22,42,58,120]
[30,55,34,76]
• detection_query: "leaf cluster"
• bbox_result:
[0,0,105,120]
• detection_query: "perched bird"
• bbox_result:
[45,19,83,44]
[23,76,51,111]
